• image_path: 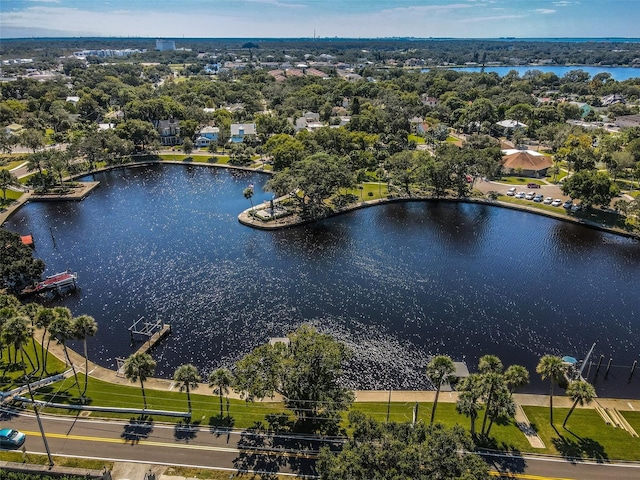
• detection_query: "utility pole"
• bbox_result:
[24,375,54,467]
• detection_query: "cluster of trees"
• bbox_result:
[0,229,45,294]
[0,293,97,399]
[318,413,491,479]
[122,324,354,433]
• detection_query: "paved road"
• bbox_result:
[4,410,640,479]
[2,409,325,477]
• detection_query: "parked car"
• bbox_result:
[506,187,517,196]
[533,194,544,202]
[0,429,26,449]
[543,197,553,204]
[525,192,536,200]
[527,183,541,189]
[563,200,573,209]
[571,203,583,211]
[515,192,526,199]
[551,199,563,207]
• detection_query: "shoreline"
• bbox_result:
[238,193,640,241]
[2,159,637,240]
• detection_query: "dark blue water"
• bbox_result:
[424,66,640,81]
[4,165,640,396]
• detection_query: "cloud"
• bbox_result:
[381,3,475,15]
[553,1,573,6]
[28,0,60,3]
[535,9,556,14]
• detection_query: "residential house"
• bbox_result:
[5,123,23,136]
[421,95,439,107]
[195,126,220,147]
[66,96,80,105]
[155,118,182,146]
[496,119,527,130]
[230,123,257,143]
[501,149,553,178]
[601,94,625,106]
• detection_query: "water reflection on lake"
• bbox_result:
[4,165,640,397]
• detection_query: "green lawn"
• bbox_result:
[0,159,28,170]
[1,188,23,201]
[524,406,640,461]
[408,134,425,144]
[1,342,67,392]
[159,153,232,165]
[445,136,458,142]
[345,182,389,201]
[497,177,545,186]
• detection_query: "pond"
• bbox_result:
[4,164,640,397]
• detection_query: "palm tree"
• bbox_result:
[480,371,504,436]
[0,169,18,204]
[35,308,57,374]
[72,315,98,397]
[536,355,566,425]
[478,354,504,374]
[173,363,201,415]
[20,302,42,374]
[426,354,455,426]
[209,368,234,418]
[49,308,80,392]
[1,316,34,372]
[123,353,156,410]
[504,364,530,395]
[243,186,255,211]
[456,374,483,437]
[485,386,516,437]
[563,380,596,428]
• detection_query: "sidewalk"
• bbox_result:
[39,328,640,411]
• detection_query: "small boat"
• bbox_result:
[35,271,78,292]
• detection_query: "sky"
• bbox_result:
[1,0,639,39]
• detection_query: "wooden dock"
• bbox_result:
[133,324,172,356]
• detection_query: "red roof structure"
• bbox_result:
[501,151,553,175]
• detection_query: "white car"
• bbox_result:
[571,203,582,211]
[563,200,573,209]
[543,197,553,204]
[506,187,517,196]
[525,192,536,200]
[514,192,526,199]
[551,199,563,207]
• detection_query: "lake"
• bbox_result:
[424,65,640,81]
[4,164,640,397]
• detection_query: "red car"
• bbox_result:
[527,183,540,188]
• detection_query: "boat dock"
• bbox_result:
[128,317,172,357]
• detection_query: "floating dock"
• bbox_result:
[128,317,172,356]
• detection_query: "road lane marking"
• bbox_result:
[490,472,575,480]
[22,431,317,459]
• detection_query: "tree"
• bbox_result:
[35,307,57,374]
[0,229,45,295]
[562,380,596,428]
[504,364,530,395]
[263,134,306,170]
[1,315,33,371]
[209,367,234,418]
[18,128,45,153]
[243,186,254,211]
[561,170,619,208]
[72,315,98,397]
[173,363,201,415]
[426,354,455,426]
[266,153,353,220]
[123,353,157,410]
[456,373,484,436]
[317,411,491,480]
[182,138,194,156]
[49,307,81,393]
[536,355,565,424]
[234,324,354,432]
[0,169,18,204]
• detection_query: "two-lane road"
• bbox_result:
[3,410,640,479]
